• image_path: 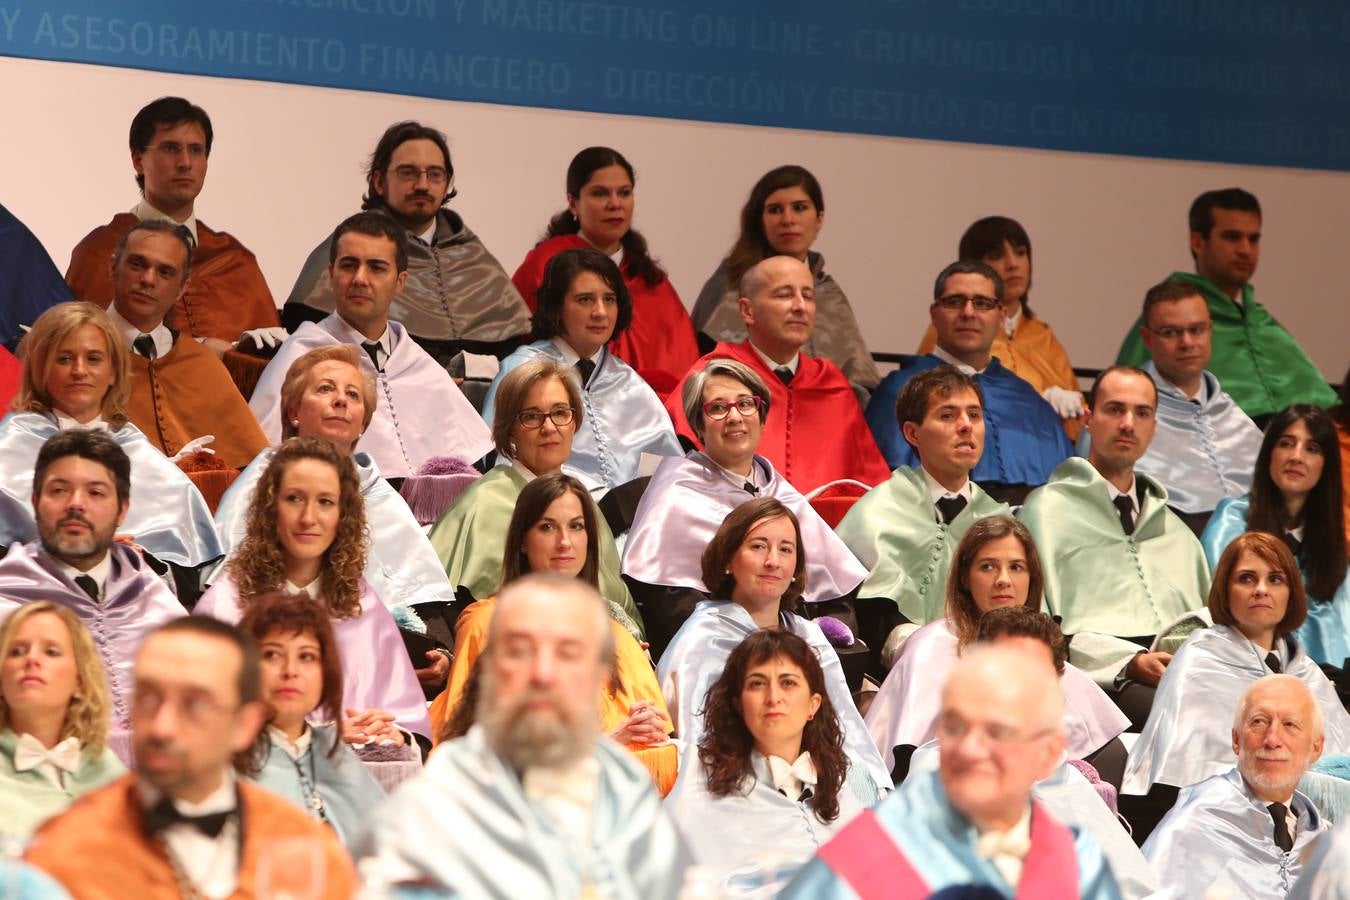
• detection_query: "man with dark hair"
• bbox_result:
[865,260,1071,505]
[1117,188,1335,421]
[250,212,492,477]
[26,616,355,898]
[108,220,268,468]
[65,96,282,356]
[283,120,530,366]
[0,430,183,726]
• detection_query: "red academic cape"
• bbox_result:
[512,235,700,390]
[66,213,280,343]
[0,345,20,411]
[665,341,890,494]
[127,334,269,468]
[25,775,357,900]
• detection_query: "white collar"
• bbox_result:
[131,199,198,247]
[710,455,761,490]
[137,769,237,817]
[336,315,393,358]
[53,410,108,431]
[283,579,318,598]
[509,457,539,483]
[550,337,603,368]
[931,345,988,376]
[414,219,437,245]
[54,552,113,600]
[920,465,974,504]
[765,751,817,802]
[1247,634,1287,667]
[1004,303,1022,338]
[976,805,1033,862]
[749,341,799,375]
[107,305,174,360]
[1105,474,1139,516]
[267,723,312,761]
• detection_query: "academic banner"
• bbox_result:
[3,1,1348,171]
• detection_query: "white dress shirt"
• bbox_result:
[1105,474,1139,521]
[108,305,174,359]
[976,805,1032,888]
[336,315,394,371]
[54,553,112,602]
[137,771,240,900]
[931,346,988,376]
[749,342,800,376]
[52,411,108,431]
[521,754,600,845]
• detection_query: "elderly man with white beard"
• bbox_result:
[1143,675,1330,898]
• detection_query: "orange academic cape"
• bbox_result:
[66,213,280,343]
[25,775,356,900]
[665,341,891,494]
[127,334,269,469]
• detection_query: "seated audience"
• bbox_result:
[0,302,222,574]
[195,437,431,742]
[283,120,530,363]
[0,430,183,726]
[867,520,1128,786]
[657,497,891,794]
[665,630,873,894]
[511,146,700,387]
[838,367,1010,638]
[360,576,691,897]
[0,202,72,350]
[667,256,890,493]
[1020,365,1210,729]
[65,97,280,355]
[252,212,493,478]
[427,474,673,789]
[1203,405,1350,667]
[867,260,1070,503]
[917,216,1086,438]
[487,247,682,487]
[624,358,866,655]
[1143,675,1331,898]
[428,359,640,631]
[108,219,267,468]
[25,617,355,897]
[0,603,125,838]
[690,165,881,397]
[782,645,1119,898]
[1117,188,1337,420]
[236,593,385,848]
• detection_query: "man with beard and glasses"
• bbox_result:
[1143,675,1330,898]
[361,574,691,898]
[0,429,183,727]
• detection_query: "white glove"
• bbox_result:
[170,435,216,462]
[1041,386,1086,419]
[236,326,289,350]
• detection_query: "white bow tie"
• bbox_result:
[14,733,82,776]
[767,752,817,801]
[977,827,1031,862]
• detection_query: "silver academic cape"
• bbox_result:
[1143,767,1328,899]
[1122,624,1350,795]
[249,315,493,477]
[360,725,692,899]
[0,542,184,727]
[656,599,891,795]
[622,451,865,603]
[0,412,222,567]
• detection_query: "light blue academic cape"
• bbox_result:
[1201,495,1350,667]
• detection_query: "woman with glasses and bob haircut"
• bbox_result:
[657,497,891,796]
[624,358,866,657]
[1124,531,1350,801]
[429,359,642,636]
[485,247,682,489]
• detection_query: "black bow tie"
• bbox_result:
[144,795,234,838]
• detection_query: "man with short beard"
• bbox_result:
[1143,675,1329,898]
[0,429,183,727]
[362,574,690,898]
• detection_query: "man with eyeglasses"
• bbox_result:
[26,616,356,899]
[1087,280,1262,537]
[282,120,531,368]
[249,211,492,479]
[65,96,283,357]
[1116,188,1336,424]
[865,260,1071,505]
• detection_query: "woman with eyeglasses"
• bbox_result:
[623,358,867,657]
[428,359,642,635]
[485,248,682,489]
[1201,405,1350,667]
[511,146,699,389]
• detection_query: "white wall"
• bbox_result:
[4,55,1348,380]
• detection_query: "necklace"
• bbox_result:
[288,741,327,822]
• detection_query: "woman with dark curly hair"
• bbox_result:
[664,630,869,894]
[196,436,430,743]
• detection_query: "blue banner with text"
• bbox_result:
[2,1,1348,171]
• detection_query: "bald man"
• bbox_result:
[1143,675,1329,899]
[784,645,1120,898]
[665,256,889,493]
[362,575,690,898]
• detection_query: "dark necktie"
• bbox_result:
[74,574,99,601]
[774,366,794,386]
[575,358,596,388]
[935,495,968,525]
[1268,802,1294,852]
[144,795,233,838]
[1281,531,1303,559]
[133,334,157,360]
[1112,494,1135,536]
[361,340,383,371]
[1266,652,1283,674]
[742,481,759,496]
